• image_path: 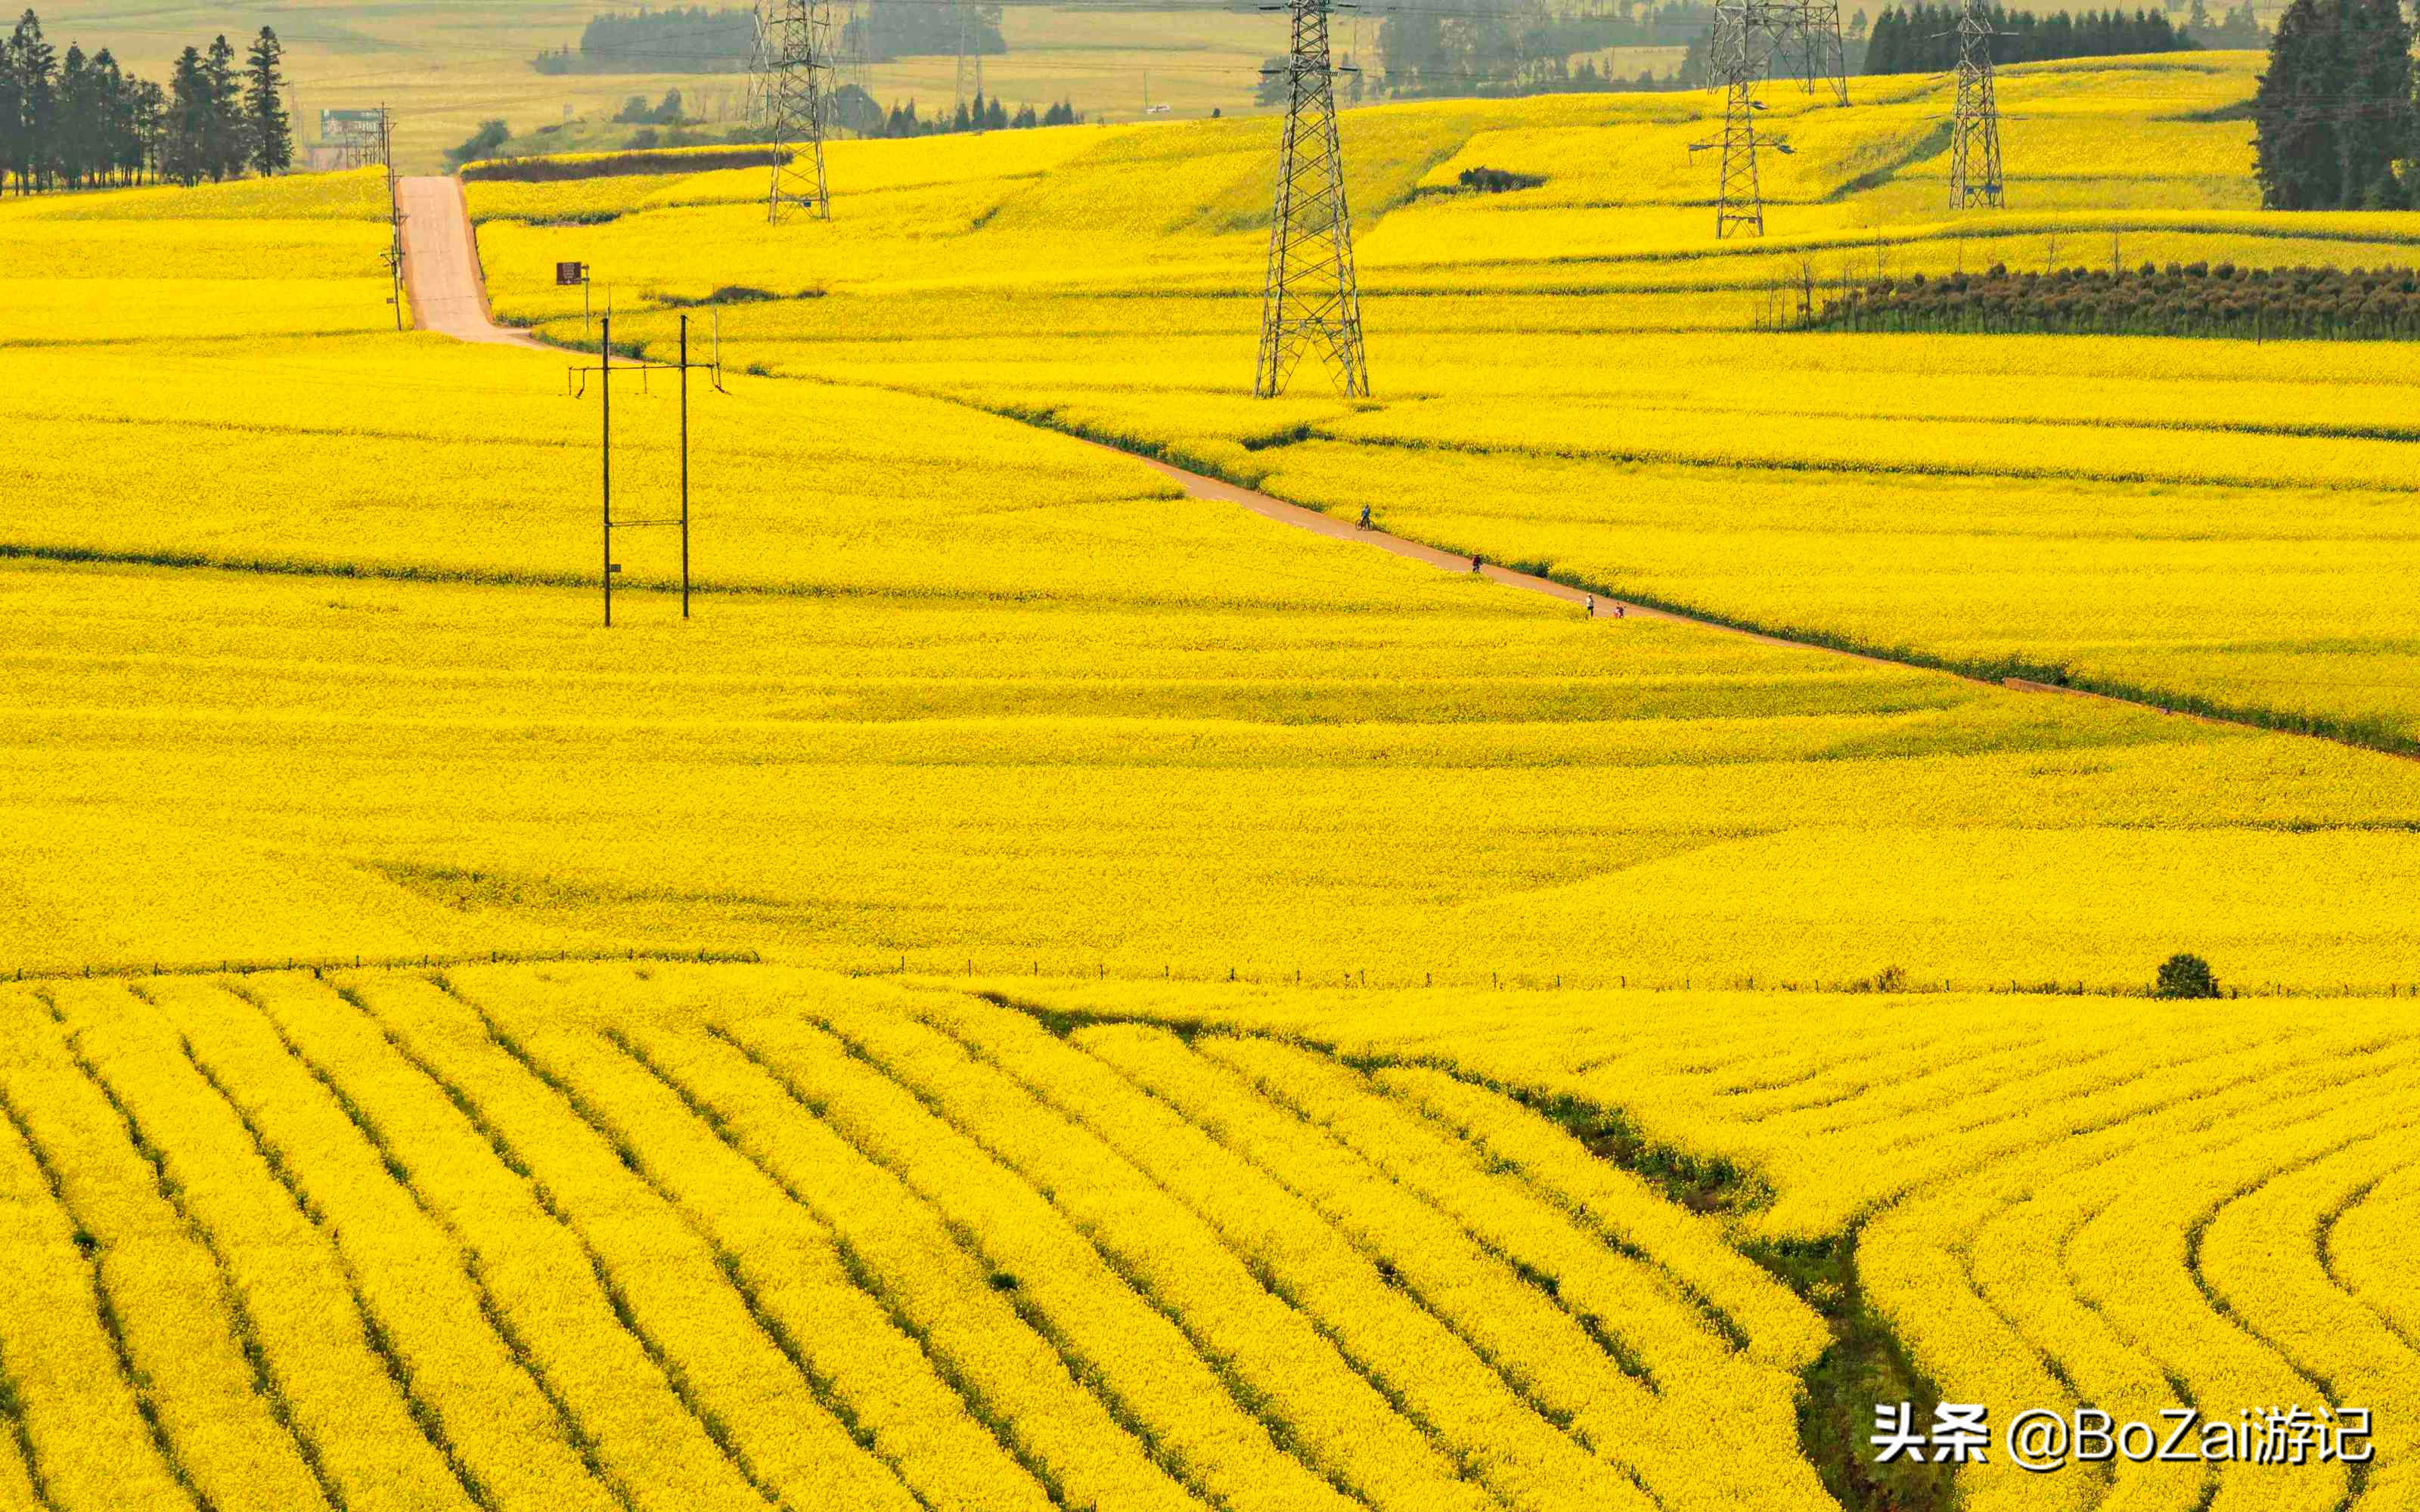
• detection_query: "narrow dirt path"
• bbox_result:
[398,176,545,349]
[1082,438,1909,653]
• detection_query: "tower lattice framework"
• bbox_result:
[1255,0,1368,398]
[1708,0,1770,239]
[1948,0,2003,208]
[1782,0,1848,104]
[762,0,834,222]
[1700,0,1845,239]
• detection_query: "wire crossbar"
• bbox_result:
[569,314,728,626]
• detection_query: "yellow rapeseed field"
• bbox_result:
[468,52,2420,747]
[3,961,2408,1512]
[1013,970,2420,1512]
[8,57,2420,1512]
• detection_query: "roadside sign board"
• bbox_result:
[557,262,587,286]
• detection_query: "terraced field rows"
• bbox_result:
[0,963,1839,1512]
[1024,977,2420,1512]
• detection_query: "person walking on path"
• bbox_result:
[1471,553,1484,575]
[1586,594,1596,618]
[1357,503,1371,529]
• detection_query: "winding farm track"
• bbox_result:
[393,177,2220,725]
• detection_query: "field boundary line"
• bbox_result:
[1009,416,2420,760]
[2,946,761,986]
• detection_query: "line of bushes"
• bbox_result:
[1799,260,2420,339]
[461,147,781,182]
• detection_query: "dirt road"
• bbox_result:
[1087,440,1857,641]
[397,176,544,348]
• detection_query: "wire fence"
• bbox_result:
[5,945,762,985]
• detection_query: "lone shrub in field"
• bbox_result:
[2154,953,2220,999]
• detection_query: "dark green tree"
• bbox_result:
[2254,0,2410,209]
[164,44,207,184]
[2153,953,2220,999]
[200,33,240,180]
[244,26,287,175]
[442,118,508,169]
[7,9,57,192]
[51,39,85,182]
[123,70,163,183]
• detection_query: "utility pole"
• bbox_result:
[568,314,726,626]
[378,104,405,327]
[1254,0,1368,398]
[1948,0,2004,209]
[761,0,834,221]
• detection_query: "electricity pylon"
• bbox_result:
[842,0,873,104]
[762,0,833,221]
[1948,0,2004,208]
[1782,0,1849,104]
[1255,0,1369,398]
[1697,0,1804,238]
[956,0,976,110]
[954,0,998,112]
[1693,0,1839,238]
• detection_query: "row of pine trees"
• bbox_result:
[2252,0,2413,209]
[1,10,293,193]
[1861,4,2195,73]
[875,94,1080,137]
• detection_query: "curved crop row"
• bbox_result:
[42,981,473,1512]
[626,1013,1205,1512]
[154,974,624,1512]
[457,969,1055,1512]
[0,993,192,1512]
[812,990,1494,1512]
[0,988,327,1512]
[724,1008,1348,1512]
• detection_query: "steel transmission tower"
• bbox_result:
[1783,0,1848,104]
[1254,0,1369,398]
[842,0,873,104]
[1947,0,2003,208]
[1693,0,1841,238]
[956,0,975,110]
[1705,0,1769,238]
[762,0,834,221]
